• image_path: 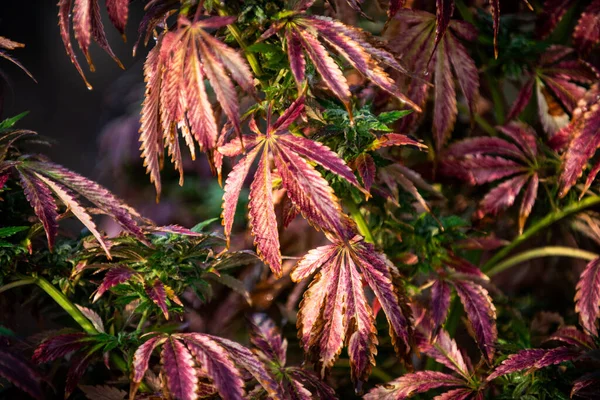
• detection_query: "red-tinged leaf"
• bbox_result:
[421,328,470,379]
[294,237,411,383]
[436,388,473,400]
[0,173,8,189]
[279,134,361,190]
[16,167,58,250]
[519,173,539,234]
[180,334,245,400]
[218,135,260,157]
[139,44,163,197]
[248,314,287,365]
[507,79,534,121]
[185,39,219,152]
[546,326,595,349]
[93,266,135,302]
[26,161,147,243]
[149,224,206,236]
[575,257,600,336]
[452,280,497,363]
[130,335,167,397]
[222,146,261,241]
[496,122,538,159]
[0,38,35,82]
[433,0,455,60]
[208,335,284,398]
[558,84,600,197]
[161,337,198,400]
[456,237,509,250]
[393,10,478,146]
[430,279,451,333]
[571,374,600,398]
[388,0,405,19]
[291,244,338,282]
[354,153,376,192]
[75,305,105,333]
[35,173,111,257]
[73,0,93,68]
[273,144,346,236]
[536,0,575,38]
[487,347,578,381]
[80,385,127,400]
[0,348,44,400]
[490,0,500,58]
[295,27,351,104]
[90,0,122,68]
[573,0,600,54]
[353,239,412,358]
[146,280,169,320]
[106,0,129,36]
[281,378,313,400]
[582,157,600,198]
[286,29,306,90]
[287,367,337,400]
[445,256,489,282]
[443,137,527,161]
[271,96,305,134]
[442,156,525,186]
[478,174,530,217]
[32,333,87,363]
[364,371,464,400]
[65,353,94,398]
[369,133,427,150]
[249,151,281,277]
[433,36,456,151]
[197,38,242,138]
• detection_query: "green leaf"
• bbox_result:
[0,112,29,130]
[377,110,413,125]
[0,226,28,238]
[191,218,220,233]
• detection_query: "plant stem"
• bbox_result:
[334,358,393,382]
[35,276,99,335]
[215,3,263,77]
[487,246,598,277]
[0,277,36,294]
[482,195,600,272]
[346,201,374,243]
[457,104,496,136]
[136,308,150,332]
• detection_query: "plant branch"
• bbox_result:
[487,246,598,277]
[482,195,600,272]
[0,278,36,294]
[457,103,496,136]
[346,201,374,243]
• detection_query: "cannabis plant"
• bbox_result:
[2,0,600,399]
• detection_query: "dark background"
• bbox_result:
[0,1,147,181]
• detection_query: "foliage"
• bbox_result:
[2,0,600,399]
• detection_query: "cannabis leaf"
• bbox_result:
[507,46,598,137]
[441,122,541,234]
[0,346,44,400]
[140,15,255,198]
[248,314,337,399]
[428,255,497,363]
[58,0,127,89]
[0,36,35,81]
[261,1,420,113]
[537,0,600,55]
[557,83,600,198]
[392,9,479,151]
[130,332,284,400]
[365,306,483,399]
[291,234,412,385]
[33,332,109,398]
[219,97,362,277]
[486,347,578,381]
[575,257,600,336]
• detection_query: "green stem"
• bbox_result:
[215,3,263,77]
[136,308,150,332]
[346,201,374,243]
[482,195,600,272]
[485,71,505,125]
[487,246,598,277]
[334,359,392,382]
[0,278,36,294]
[35,276,99,335]
[458,104,496,136]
